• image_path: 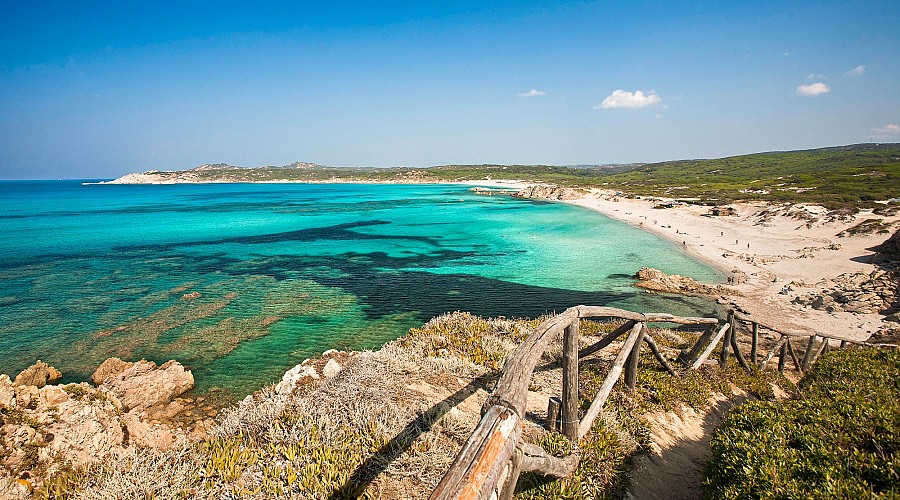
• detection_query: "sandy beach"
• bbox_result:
[566,189,897,341]
[459,180,897,341]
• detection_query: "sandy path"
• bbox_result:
[624,395,743,500]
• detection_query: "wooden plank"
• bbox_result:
[801,335,818,372]
[431,405,522,500]
[575,305,646,321]
[519,443,579,478]
[729,328,751,372]
[813,338,829,365]
[759,336,786,370]
[785,338,802,372]
[732,312,868,346]
[720,312,734,367]
[690,323,730,370]
[579,321,634,358]
[486,308,579,417]
[778,342,787,373]
[643,313,719,325]
[578,322,644,439]
[750,322,759,364]
[625,323,648,391]
[498,446,523,500]
[561,319,580,440]
[680,324,717,366]
[644,334,677,376]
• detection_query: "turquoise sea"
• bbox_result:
[0,181,721,400]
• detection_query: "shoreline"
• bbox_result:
[92,176,896,340]
[562,189,896,341]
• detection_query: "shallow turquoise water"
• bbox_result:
[0,181,721,398]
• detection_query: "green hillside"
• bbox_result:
[133,143,900,209]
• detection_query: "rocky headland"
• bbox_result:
[0,358,211,494]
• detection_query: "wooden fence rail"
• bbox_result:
[430,305,888,499]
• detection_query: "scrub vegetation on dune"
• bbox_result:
[706,348,900,499]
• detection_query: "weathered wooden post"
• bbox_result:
[802,335,818,372]
[644,335,677,376]
[547,398,561,432]
[778,342,787,373]
[750,322,759,364]
[624,322,648,391]
[690,322,731,370]
[561,318,580,440]
[719,311,735,367]
[840,339,847,349]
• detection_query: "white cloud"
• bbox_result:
[846,65,865,77]
[795,82,831,97]
[807,73,824,80]
[517,89,546,97]
[873,124,900,134]
[596,89,661,109]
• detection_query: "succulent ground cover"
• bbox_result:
[706,347,900,499]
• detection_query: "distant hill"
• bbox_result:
[110,143,900,208]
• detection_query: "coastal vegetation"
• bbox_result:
[4,312,793,499]
[122,143,900,209]
[705,347,900,498]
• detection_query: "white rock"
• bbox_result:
[275,363,320,394]
[322,359,342,379]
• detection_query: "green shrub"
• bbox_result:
[705,348,900,499]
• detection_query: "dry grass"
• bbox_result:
[74,448,212,500]
[26,312,776,499]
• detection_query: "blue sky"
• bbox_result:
[1,1,898,179]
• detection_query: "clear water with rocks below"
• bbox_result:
[0,181,722,400]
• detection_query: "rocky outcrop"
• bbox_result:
[512,184,589,201]
[90,357,133,385]
[1,358,206,492]
[274,350,352,395]
[13,361,61,388]
[792,269,898,315]
[792,230,900,316]
[635,268,741,297]
[872,228,900,264]
[100,359,193,413]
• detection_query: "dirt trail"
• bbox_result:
[624,395,742,500]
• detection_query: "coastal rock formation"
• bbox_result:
[274,350,352,395]
[512,184,589,201]
[0,358,205,492]
[872,228,900,264]
[635,268,741,297]
[90,356,133,385]
[100,359,194,413]
[13,361,61,388]
[792,230,900,316]
[792,269,898,315]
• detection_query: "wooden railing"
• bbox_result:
[430,305,892,499]
[725,311,895,374]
